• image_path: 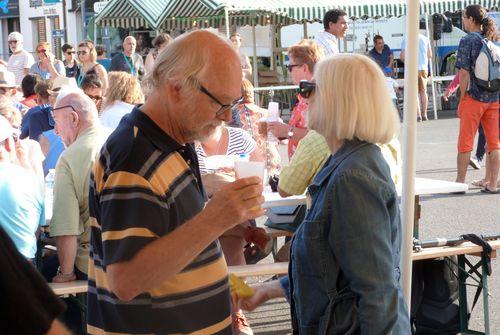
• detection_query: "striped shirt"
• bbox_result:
[88,108,232,335]
[196,126,256,174]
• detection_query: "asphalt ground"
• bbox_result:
[245,114,500,334]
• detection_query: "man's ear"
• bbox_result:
[165,79,183,103]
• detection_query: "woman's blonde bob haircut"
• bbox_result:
[103,72,144,109]
[309,54,400,147]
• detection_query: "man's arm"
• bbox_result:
[106,177,265,301]
[458,68,469,101]
[53,235,78,281]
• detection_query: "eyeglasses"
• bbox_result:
[77,51,88,56]
[286,64,303,72]
[8,40,18,44]
[50,105,77,118]
[298,80,316,99]
[198,84,242,117]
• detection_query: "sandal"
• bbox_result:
[481,187,500,194]
[471,179,488,188]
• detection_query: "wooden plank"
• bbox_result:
[49,280,88,296]
[229,262,288,277]
[412,240,500,261]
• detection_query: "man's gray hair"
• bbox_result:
[147,30,234,90]
[55,89,98,123]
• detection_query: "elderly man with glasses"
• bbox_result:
[87,30,264,335]
[42,88,107,287]
[6,32,35,86]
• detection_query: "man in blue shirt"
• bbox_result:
[20,80,53,141]
[369,35,394,73]
[0,115,45,260]
[401,33,432,121]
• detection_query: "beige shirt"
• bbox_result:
[50,125,107,274]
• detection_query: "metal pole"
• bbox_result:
[252,20,258,88]
[425,15,439,119]
[302,21,307,39]
[62,0,68,43]
[400,0,419,310]
[81,0,87,39]
[224,7,230,38]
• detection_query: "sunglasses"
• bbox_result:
[77,51,88,56]
[87,94,102,102]
[8,40,18,44]
[299,80,316,99]
[66,51,75,54]
[37,49,47,54]
[286,64,303,72]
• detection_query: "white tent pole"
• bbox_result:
[401,0,419,308]
[252,21,259,88]
[224,7,230,38]
[425,15,439,119]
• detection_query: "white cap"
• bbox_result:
[7,32,23,43]
[0,115,14,142]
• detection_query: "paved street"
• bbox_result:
[246,115,500,334]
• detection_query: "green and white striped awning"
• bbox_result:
[96,0,500,30]
[95,0,169,29]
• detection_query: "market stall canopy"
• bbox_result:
[95,0,169,30]
[96,0,499,30]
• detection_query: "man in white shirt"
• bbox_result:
[400,33,432,121]
[6,32,35,86]
[315,9,349,56]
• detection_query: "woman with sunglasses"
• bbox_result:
[238,55,410,334]
[29,42,65,80]
[75,40,108,93]
[268,40,323,160]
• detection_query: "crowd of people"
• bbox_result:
[0,4,498,335]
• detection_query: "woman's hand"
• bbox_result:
[237,280,285,311]
[268,121,290,139]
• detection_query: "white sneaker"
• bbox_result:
[469,157,481,170]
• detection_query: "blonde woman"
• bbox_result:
[75,40,108,92]
[0,95,44,182]
[239,55,411,334]
[100,71,144,129]
[29,42,65,80]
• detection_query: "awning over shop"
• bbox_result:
[96,0,499,30]
[95,0,169,30]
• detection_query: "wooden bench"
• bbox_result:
[49,280,88,296]
[263,227,293,238]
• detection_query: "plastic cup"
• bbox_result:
[234,161,265,211]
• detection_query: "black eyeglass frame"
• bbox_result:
[197,83,243,117]
[286,63,304,72]
[298,80,316,99]
[50,105,77,118]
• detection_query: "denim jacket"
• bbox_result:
[280,139,410,334]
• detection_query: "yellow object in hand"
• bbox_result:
[229,274,254,298]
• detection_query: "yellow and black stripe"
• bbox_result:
[87,108,231,335]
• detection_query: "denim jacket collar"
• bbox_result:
[312,138,370,187]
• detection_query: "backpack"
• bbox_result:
[411,258,460,335]
[472,32,500,92]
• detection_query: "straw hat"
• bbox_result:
[0,115,15,142]
[47,76,78,94]
[0,71,17,88]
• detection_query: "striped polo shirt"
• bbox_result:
[87,108,232,335]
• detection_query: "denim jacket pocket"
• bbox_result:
[292,220,325,276]
[319,289,360,335]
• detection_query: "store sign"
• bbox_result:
[52,29,65,39]
[44,0,62,4]
[43,7,58,15]
[94,1,109,14]
[29,0,43,7]
[1,0,20,17]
